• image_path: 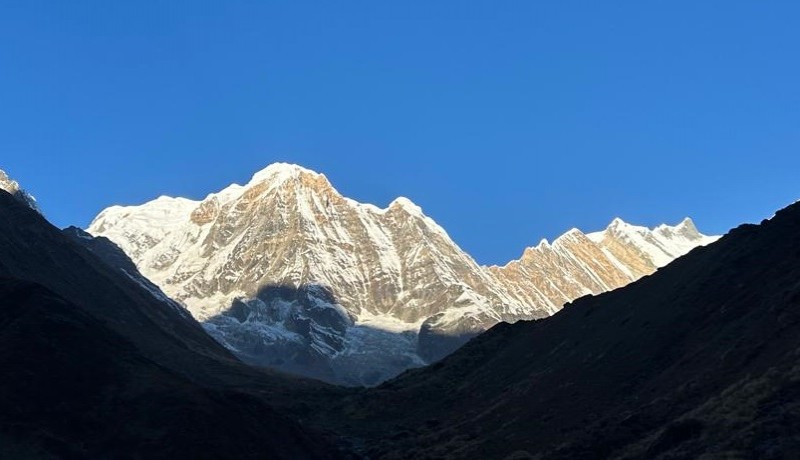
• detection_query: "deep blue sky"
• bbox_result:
[2,2,798,265]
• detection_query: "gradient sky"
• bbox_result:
[2,2,799,265]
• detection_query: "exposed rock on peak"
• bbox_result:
[190,196,221,225]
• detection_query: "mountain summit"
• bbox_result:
[89,163,717,385]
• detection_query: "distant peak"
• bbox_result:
[608,217,628,228]
[605,217,653,235]
[665,217,701,238]
[0,169,17,192]
[654,217,699,233]
[0,168,41,213]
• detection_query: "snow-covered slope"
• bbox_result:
[89,163,718,385]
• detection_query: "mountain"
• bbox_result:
[490,216,717,312]
[326,201,800,459]
[88,163,717,385]
[0,184,346,458]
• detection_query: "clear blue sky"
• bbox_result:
[2,2,798,265]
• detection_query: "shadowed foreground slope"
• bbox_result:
[0,190,346,459]
[331,202,800,459]
[0,279,338,459]
[4,179,800,458]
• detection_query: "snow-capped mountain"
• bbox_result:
[88,163,718,385]
[0,169,40,213]
[490,217,718,313]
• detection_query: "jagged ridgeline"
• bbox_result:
[88,163,717,385]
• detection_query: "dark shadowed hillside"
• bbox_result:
[0,190,347,459]
[327,202,800,459]
[4,179,800,459]
[0,278,339,459]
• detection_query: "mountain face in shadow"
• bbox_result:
[323,202,800,459]
[0,190,346,459]
[203,283,472,386]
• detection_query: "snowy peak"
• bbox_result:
[606,216,697,234]
[608,217,626,228]
[595,216,718,268]
[388,196,422,213]
[249,162,320,184]
[0,170,21,195]
[656,217,700,239]
[247,162,336,197]
[184,164,343,227]
[601,217,646,236]
[0,169,41,213]
[678,216,696,228]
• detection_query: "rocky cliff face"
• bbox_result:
[88,163,717,385]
